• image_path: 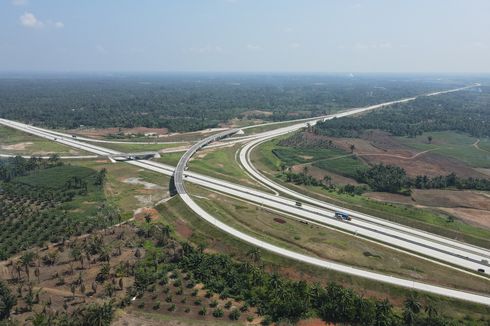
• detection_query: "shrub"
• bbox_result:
[152,300,160,310]
[199,306,207,316]
[229,308,241,320]
[213,307,224,318]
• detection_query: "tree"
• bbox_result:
[427,135,433,144]
[19,251,36,281]
[350,144,355,153]
[403,293,422,326]
[246,248,261,265]
[0,281,16,320]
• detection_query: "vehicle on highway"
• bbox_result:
[335,211,351,221]
[478,268,486,273]
[295,201,302,208]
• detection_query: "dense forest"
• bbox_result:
[0,74,462,132]
[314,86,490,138]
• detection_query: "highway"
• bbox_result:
[1,84,489,305]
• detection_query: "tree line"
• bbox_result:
[314,87,490,138]
[0,75,451,132]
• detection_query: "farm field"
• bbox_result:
[397,131,490,169]
[155,196,490,323]
[252,137,490,249]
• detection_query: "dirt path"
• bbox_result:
[294,148,437,168]
[472,139,490,153]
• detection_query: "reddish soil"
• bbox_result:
[365,189,490,230]
[273,218,286,224]
[175,219,193,239]
[68,127,169,139]
[298,319,330,326]
[134,207,160,221]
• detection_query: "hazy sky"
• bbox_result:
[1,0,489,73]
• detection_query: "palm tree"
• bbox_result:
[350,144,355,153]
[246,248,261,265]
[322,175,332,186]
[19,251,36,281]
[403,293,421,326]
[427,135,433,144]
[302,165,308,176]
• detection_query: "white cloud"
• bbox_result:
[19,12,64,29]
[20,12,43,28]
[289,42,301,49]
[12,0,28,6]
[246,44,261,51]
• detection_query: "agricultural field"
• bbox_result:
[252,135,490,248]
[397,131,490,169]
[0,163,113,259]
[0,125,87,157]
[156,196,490,324]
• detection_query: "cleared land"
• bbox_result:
[252,136,490,248]
[0,125,88,156]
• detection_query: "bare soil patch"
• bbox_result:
[437,208,490,230]
[411,189,490,210]
[134,207,160,221]
[1,142,33,150]
[364,192,414,205]
[67,127,169,139]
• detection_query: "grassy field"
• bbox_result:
[155,152,185,166]
[87,141,187,153]
[188,145,267,191]
[272,146,366,177]
[0,125,86,156]
[68,160,171,220]
[397,131,490,168]
[252,138,490,249]
[187,183,490,294]
[155,195,490,322]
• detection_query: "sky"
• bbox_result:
[1,0,490,73]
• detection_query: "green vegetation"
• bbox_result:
[253,139,490,248]
[87,141,185,153]
[187,184,490,294]
[314,88,490,138]
[0,156,117,259]
[156,152,184,166]
[397,131,490,168]
[188,145,266,190]
[131,212,489,325]
[0,125,84,156]
[0,75,450,132]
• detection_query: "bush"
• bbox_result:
[210,299,218,308]
[199,306,207,316]
[152,300,160,310]
[229,308,241,320]
[224,300,232,309]
[213,307,224,318]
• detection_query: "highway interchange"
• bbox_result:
[1,84,489,305]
